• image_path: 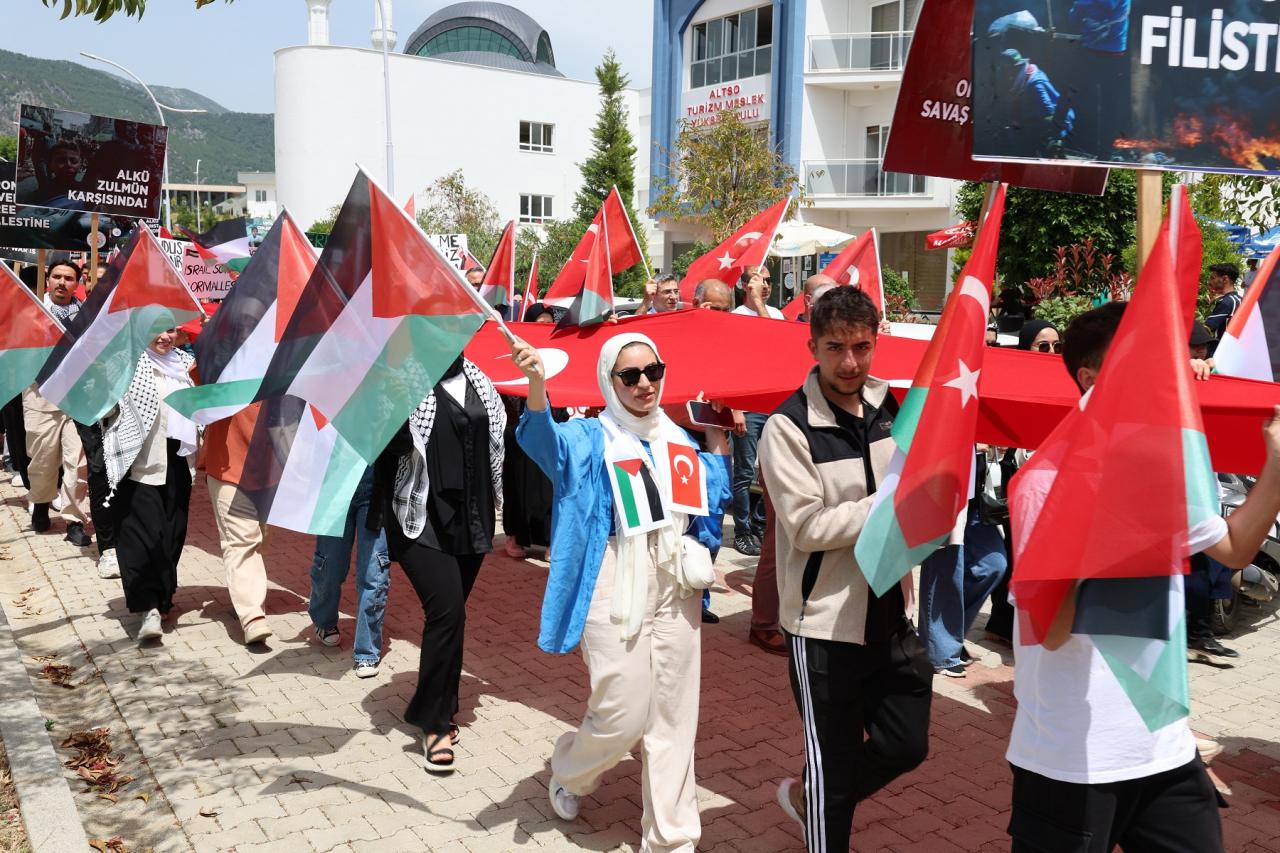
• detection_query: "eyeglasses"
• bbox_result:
[1035,341,1064,353]
[613,362,666,387]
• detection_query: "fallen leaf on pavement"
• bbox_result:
[198,806,219,818]
[40,663,75,688]
[135,792,150,804]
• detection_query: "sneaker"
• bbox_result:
[504,537,527,559]
[10,473,22,486]
[1197,736,1224,764]
[959,645,976,667]
[748,628,789,657]
[701,609,720,624]
[30,503,50,533]
[315,626,340,647]
[776,777,805,828]
[52,495,65,512]
[243,618,273,645]
[548,776,580,821]
[354,661,379,678]
[734,533,761,557]
[1188,636,1239,659]
[96,549,120,580]
[137,608,162,641]
[64,523,92,547]
[936,664,966,678]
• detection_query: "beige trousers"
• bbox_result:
[207,476,270,629]
[552,541,703,853]
[22,389,88,525]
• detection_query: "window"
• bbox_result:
[519,121,554,153]
[254,189,267,202]
[418,26,523,59]
[520,194,553,224]
[690,4,772,87]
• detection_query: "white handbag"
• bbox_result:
[679,535,717,590]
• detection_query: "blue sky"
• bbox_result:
[6,0,654,114]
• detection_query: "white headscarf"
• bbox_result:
[597,333,696,639]
[145,346,198,457]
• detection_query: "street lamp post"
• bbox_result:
[79,51,206,232]
[194,158,202,230]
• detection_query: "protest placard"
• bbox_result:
[0,158,142,251]
[883,0,1107,195]
[426,233,470,271]
[16,105,167,219]
[970,0,1280,175]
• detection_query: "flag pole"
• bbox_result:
[1135,169,1162,275]
[36,249,46,301]
[90,213,100,288]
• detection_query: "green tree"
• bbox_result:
[1188,172,1280,230]
[170,200,239,233]
[306,204,342,237]
[414,169,502,263]
[955,171,1180,288]
[573,50,648,293]
[41,0,230,21]
[0,136,16,161]
[649,109,799,243]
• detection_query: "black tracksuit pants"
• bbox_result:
[786,626,934,851]
[75,421,116,551]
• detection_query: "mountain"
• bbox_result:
[0,48,272,185]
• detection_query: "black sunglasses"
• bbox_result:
[1035,341,1064,353]
[613,362,666,387]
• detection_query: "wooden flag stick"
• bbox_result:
[36,249,46,300]
[89,213,100,287]
[1135,169,1163,276]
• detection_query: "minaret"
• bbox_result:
[371,0,398,51]
[306,0,331,45]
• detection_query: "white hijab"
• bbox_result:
[145,346,198,457]
[597,333,696,639]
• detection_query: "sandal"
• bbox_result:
[449,721,460,744]
[423,732,455,774]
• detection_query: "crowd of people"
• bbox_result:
[1,253,1276,852]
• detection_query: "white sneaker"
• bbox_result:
[52,495,65,512]
[353,661,379,678]
[10,473,21,486]
[97,549,120,580]
[137,608,162,641]
[777,777,804,828]
[243,619,273,645]
[548,776,579,821]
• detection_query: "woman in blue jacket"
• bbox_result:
[510,331,731,853]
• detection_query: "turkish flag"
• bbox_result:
[783,228,884,319]
[544,187,644,303]
[679,197,790,303]
[926,222,976,250]
[668,443,706,512]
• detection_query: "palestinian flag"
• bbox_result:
[522,251,539,318]
[557,208,615,330]
[166,210,317,425]
[855,184,1007,596]
[182,217,252,276]
[544,187,645,304]
[608,457,667,535]
[782,227,883,320]
[478,220,516,311]
[254,168,491,464]
[1214,242,1280,382]
[1009,186,1210,730]
[37,227,202,425]
[0,263,63,403]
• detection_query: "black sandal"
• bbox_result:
[423,732,455,774]
[449,722,460,744]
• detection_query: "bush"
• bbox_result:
[882,266,919,322]
[1034,294,1094,331]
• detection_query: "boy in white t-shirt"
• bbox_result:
[1008,302,1280,852]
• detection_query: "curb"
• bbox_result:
[0,598,90,853]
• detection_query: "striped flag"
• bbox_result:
[1009,187,1209,730]
[1215,245,1280,382]
[165,211,317,424]
[855,185,1007,595]
[182,217,252,277]
[478,220,516,311]
[608,457,667,535]
[557,207,615,330]
[37,227,202,425]
[253,168,491,464]
[544,187,645,304]
[0,263,63,403]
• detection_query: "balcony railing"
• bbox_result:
[803,160,929,197]
[807,31,912,73]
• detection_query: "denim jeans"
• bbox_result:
[308,468,391,664]
[918,512,1008,668]
[731,412,767,537]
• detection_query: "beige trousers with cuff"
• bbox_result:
[552,540,703,853]
[207,476,270,630]
[23,388,88,525]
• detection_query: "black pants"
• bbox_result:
[787,626,933,852]
[1009,758,1224,853]
[1,395,29,488]
[116,442,191,614]
[397,543,483,736]
[74,421,116,551]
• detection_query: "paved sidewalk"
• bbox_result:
[2,474,1280,852]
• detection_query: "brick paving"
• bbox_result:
[2,473,1280,851]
